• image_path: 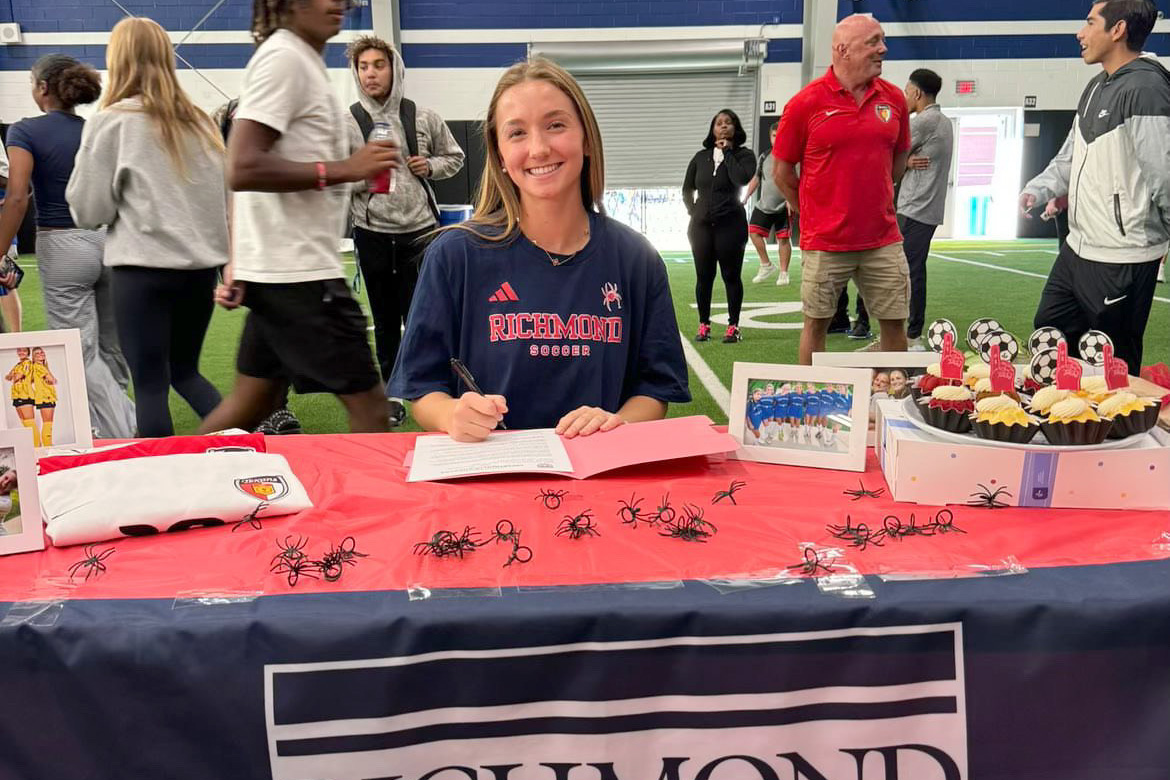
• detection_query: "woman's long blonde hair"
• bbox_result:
[101,17,224,176]
[458,57,606,242]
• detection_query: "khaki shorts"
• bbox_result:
[801,242,911,320]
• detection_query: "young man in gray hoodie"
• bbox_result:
[1020,0,1169,370]
[346,36,465,425]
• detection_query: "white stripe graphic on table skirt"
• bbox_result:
[264,623,968,779]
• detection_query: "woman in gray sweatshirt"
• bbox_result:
[68,16,229,437]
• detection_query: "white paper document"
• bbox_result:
[407,429,574,482]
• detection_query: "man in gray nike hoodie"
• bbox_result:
[345,36,464,422]
[1020,0,1169,370]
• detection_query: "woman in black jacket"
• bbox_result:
[683,109,755,343]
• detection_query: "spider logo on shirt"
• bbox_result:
[600,282,622,312]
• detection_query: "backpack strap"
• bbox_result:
[349,102,374,141]
[398,98,420,158]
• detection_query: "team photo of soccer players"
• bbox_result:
[743,379,854,452]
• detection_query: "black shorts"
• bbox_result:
[36,401,56,410]
[12,398,33,407]
[237,279,381,396]
[749,207,790,239]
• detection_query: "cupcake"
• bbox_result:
[963,363,990,389]
[914,362,964,398]
[972,377,1020,402]
[919,384,974,433]
[971,395,1041,444]
[1077,375,1114,404]
[1040,396,1112,445]
[1098,391,1161,438]
[1028,385,1071,416]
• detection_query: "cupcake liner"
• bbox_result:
[972,418,1040,445]
[1039,418,1112,446]
[1105,404,1161,439]
[920,401,973,433]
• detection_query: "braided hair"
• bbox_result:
[251,0,295,45]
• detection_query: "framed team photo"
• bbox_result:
[0,329,93,452]
[728,362,871,472]
[0,427,45,556]
[812,352,937,444]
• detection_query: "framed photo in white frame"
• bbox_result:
[729,362,872,472]
[0,427,45,556]
[0,329,93,452]
[813,351,938,445]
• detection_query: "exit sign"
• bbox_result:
[955,80,977,95]
[1024,95,1038,108]
[764,100,777,113]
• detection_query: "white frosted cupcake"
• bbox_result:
[1028,385,1071,415]
[920,384,975,433]
[1098,391,1160,438]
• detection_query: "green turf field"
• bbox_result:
[11,240,1168,434]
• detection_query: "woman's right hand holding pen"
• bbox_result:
[447,392,508,442]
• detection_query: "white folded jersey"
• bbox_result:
[40,452,313,547]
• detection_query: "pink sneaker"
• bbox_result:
[722,325,742,343]
[696,323,711,342]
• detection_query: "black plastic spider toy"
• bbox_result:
[881,513,934,542]
[535,488,569,510]
[271,555,321,587]
[651,492,677,525]
[489,519,534,566]
[786,547,836,577]
[617,493,648,527]
[413,527,481,558]
[843,480,886,501]
[318,536,369,582]
[67,544,115,582]
[232,501,269,532]
[270,535,310,568]
[711,480,746,506]
[929,509,965,535]
[826,515,884,551]
[967,483,1013,509]
[659,504,717,542]
[556,510,600,540]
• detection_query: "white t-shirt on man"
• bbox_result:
[232,28,349,283]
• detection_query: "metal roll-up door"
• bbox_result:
[577,71,758,190]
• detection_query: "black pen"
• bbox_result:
[449,358,507,430]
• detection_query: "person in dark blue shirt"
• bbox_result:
[388,58,689,440]
[0,54,135,438]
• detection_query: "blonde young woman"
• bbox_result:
[68,17,228,437]
[387,58,690,442]
[29,347,57,446]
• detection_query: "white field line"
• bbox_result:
[678,334,731,416]
[930,252,1170,305]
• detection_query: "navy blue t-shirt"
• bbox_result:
[6,111,85,228]
[388,213,691,430]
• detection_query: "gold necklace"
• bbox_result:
[533,226,591,267]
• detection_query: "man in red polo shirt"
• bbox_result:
[773,14,912,364]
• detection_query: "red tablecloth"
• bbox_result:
[2,433,1168,601]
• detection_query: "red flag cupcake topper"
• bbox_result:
[1103,344,1129,391]
[989,344,1016,393]
[940,332,964,380]
[1054,340,1082,391]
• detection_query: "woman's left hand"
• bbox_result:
[555,406,624,438]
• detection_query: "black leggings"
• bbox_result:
[689,210,748,326]
[112,265,222,437]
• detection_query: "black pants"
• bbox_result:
[1034,243,1161,369]
[835,288,868,326]
[353,226,431,381]
[689,209,748,326]
[898,214,938,339]
[111,265,221,437]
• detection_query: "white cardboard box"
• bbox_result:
[875,399,1170,510]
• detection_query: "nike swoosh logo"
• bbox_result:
[824,110,840,117]
[1104,295,1127,305]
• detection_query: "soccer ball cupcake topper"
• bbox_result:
[1030,348,1059,384]
[1028,326,1064,356]
[940,331,965,381]
[1077,329,1113,367]
[1103,344,1129,391]
[926,318,958,353]
[967,318,1002,351]
[1054,341,1083,392]
[978,330,1019,364]
[989,344,1016,393]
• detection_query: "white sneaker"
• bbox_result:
[752,264,779,283]
[776,271,790,286]
[1158,263,1166,283]
[907,337,927,352]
